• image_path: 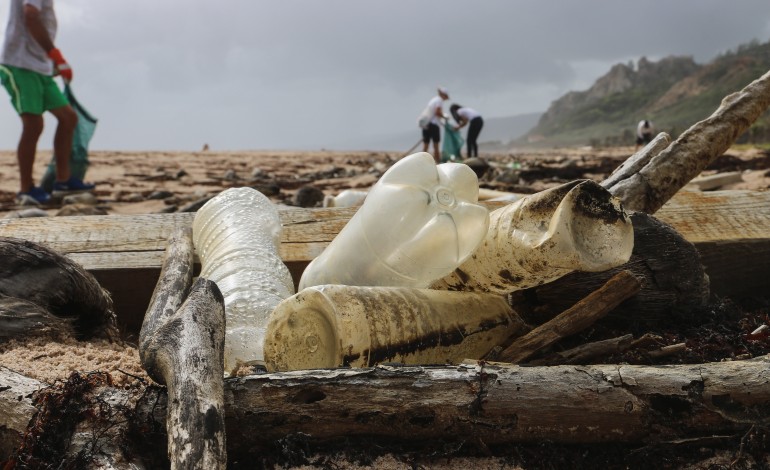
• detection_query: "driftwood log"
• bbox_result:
[1,357,769,463]
[0,237,117,340]
[138,227,227,470]
[607,68,770,213]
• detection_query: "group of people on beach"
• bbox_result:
[418,87,485,163]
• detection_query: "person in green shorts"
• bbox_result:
[0,0,94,204]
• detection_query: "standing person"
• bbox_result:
[450,104,484,158]
[0,0,94,204]
[636,119,655,150]
[418,87,449,163]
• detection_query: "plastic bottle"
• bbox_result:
[299,152,489,289]
[431,179,634,294]
[263,285,530,371]
[192,187,295,376]
[322,189,368,208]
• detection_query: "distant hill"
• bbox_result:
[519,39,770,147]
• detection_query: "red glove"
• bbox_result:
[47,48,72,82]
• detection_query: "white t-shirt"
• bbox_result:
[1,0,57,75]
[426,95,444,126]
[457,107,481,121]
[637,120,653,139]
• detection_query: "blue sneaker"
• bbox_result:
[16,186,51,204]
[52,176,95,197]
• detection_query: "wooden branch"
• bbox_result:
[139,227,194,382]
[497,271,641,363]
[527,334,634,366]
[607,69,770,213]
[139,227,227,469]
[601,132,671,189]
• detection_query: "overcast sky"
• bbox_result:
[2,0,770,152]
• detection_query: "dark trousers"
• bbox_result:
[466,117,483,158]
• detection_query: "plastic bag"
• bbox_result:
[41,84,97,192]
[442,120,464,162]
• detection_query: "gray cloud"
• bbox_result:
[1,0,769,151]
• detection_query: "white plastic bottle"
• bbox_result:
[322,189,368,208]
[192,187,295,376]
[263,285,530,371]
[299,152,489,289]
[432,179,634,294]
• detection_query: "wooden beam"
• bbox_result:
[0,190,768,333]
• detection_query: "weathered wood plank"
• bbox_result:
[1,191,766,268]
[1,190,768,334]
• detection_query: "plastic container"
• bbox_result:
[322,189,368,208]
[263,285,530,371]
[299,152,489,289]
[192,187,295,375]
[432,179,634,294]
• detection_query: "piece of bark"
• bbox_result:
[496,271,641,364]
[139,227,227,470]
[607,69,770,214]
[0,237,117,340]
[527,334,634,366]
[0,295,74,340]
[0,366,42,460]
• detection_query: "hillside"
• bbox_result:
[519,39,770,147]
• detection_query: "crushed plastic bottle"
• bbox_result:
[192,187,295,376]
[432,179,634,294]
[263,285,530,371]
[299,152,489,289]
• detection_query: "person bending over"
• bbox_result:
[450,104,484,158]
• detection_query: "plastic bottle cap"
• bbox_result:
[435,187,455,207]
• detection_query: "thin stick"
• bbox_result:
[497,270,641,364]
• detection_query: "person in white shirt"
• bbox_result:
[0,0,94,204]
[636,119,654,149]
[419,87,449,163]
[450,104,484,158]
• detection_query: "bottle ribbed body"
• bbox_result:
[192,187,294,375]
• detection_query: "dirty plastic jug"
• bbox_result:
[263,285,530,371]
[299,152,489,289]
[192,187,295,376]
[432,179,634,294]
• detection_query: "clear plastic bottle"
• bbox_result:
[192,187,295,376]
[299,152,489,289]
[263,285,530,371]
